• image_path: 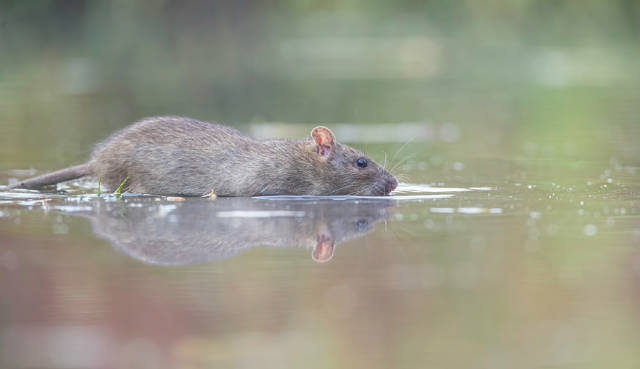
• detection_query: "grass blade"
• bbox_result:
[114,177,129,195]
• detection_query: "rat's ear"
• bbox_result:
[312,233,335,263]
[311,126,335,160]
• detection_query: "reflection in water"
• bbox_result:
[0,183,482,267]
[0,182,471,266]
[76,197,395,265]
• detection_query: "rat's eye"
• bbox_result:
[356,219,369,231]
[356,158,368,168]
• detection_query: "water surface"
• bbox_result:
[1,137,638,368]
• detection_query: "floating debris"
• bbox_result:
[202,188,217,200]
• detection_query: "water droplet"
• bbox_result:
[583,224,598,236]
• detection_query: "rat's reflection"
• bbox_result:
[83,197,394,265]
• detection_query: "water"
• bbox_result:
[2,2,640,368]
[1,135,639,368]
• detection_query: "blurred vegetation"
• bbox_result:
[0,0,639,169]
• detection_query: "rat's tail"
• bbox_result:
[7,163,92,189]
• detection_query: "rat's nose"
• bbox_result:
[385,178,398,194]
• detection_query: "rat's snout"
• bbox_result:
[385,177,398,195]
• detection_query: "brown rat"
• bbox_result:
[9,116,398,196]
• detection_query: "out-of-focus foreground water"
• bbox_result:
[1,2,640,368]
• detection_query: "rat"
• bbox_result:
[8,116,398,196]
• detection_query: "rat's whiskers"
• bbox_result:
[390,152,417,173]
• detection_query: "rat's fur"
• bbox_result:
[9,116,397,196]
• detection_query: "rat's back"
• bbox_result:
[90,116,254,196]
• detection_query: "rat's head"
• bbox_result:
[306,126,397,196]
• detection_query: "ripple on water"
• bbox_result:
[0,182,494,207]
[0,190,64,200]
[256,194,454,201]
[387,182,495,201]
[430,207,503,214]
[256,183,493,201]
[394,183,494,194]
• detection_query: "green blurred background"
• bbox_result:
[1,0,639,171]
